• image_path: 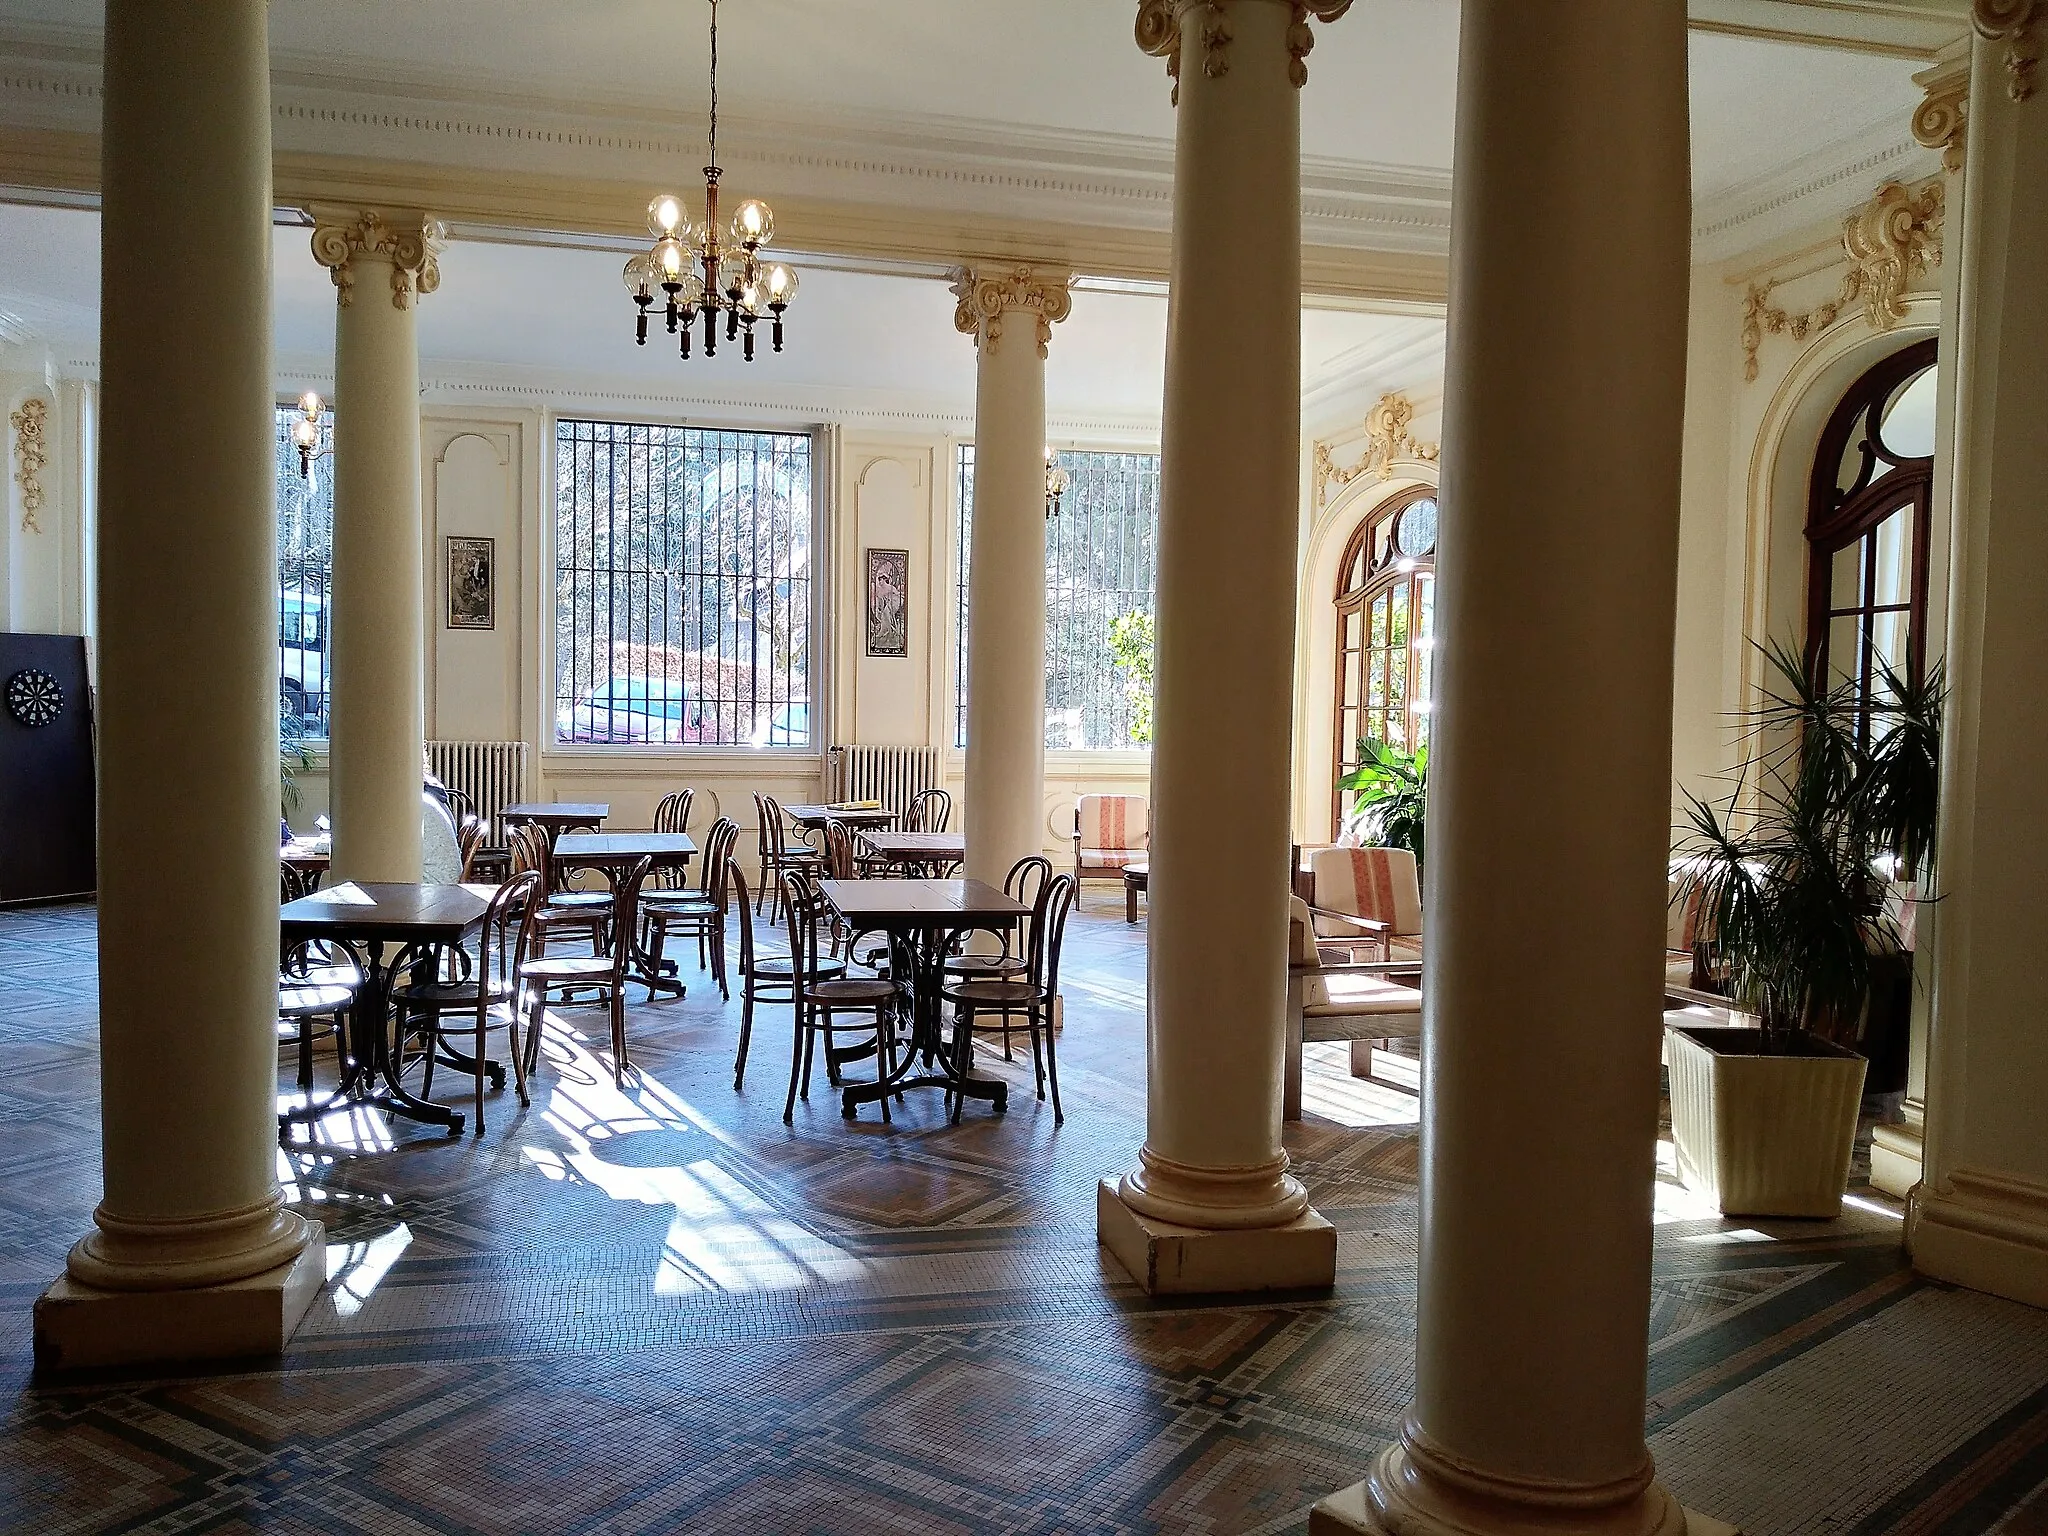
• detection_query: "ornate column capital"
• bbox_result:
[309,206,444,311]
[949,265,1073,359]
[1912,44,1972,173]
[1975,0,2041,101]
[1135,0,1351,104]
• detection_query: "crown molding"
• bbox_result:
[1689,0,1968,56]
[1691,108,1938,261]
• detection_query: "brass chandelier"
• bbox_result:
[623,0,796,362]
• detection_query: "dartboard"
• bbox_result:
[6,669,63,728]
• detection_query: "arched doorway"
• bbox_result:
[1331,485,1438,832]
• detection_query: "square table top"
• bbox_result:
[782,802,897,828]
[819,878,1025,925]
[503,802,609,822]
[858,831,966,857]
[280,881,492,939]
[553,831,698,864]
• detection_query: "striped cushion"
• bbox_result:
[1310,847,1422,937]
[1302,971,1424,1019]
[1078,847,1145,870]
[1077,794,1148,852]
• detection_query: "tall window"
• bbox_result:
[555,420,813,748]
[954,446,1161,751]
[1806,339,1936,729]
[1332,486,1437,824]
[275,403,334,735]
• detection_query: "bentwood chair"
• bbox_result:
[390,870,543,1134]
[779,871,899,1124]
[652,788,695,888]
[456,814,486,882]
[511,823,610,957]
[753,793,824,922]
[728,859,845,1093]
[942,871,1076,1123]
[277,860,359,1114]
[520,856,654,1086]
[902,787,952,834]
[943,855,1051,1058]
[643,814,739,999]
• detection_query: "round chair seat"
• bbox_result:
[748,956,846,982]
[547,891,614,910]
[390,977,507,1008]
[285,961,361,989]
[522,955,614,983]
[279,983,355,1018]
[641,890,716,913]
[943,954,1026,978]
[942,979,1039,1008]
[809,977,898,1005]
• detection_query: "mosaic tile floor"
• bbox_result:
[3,893,2048,1534]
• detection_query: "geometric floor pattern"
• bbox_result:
[3,896,2048,1534]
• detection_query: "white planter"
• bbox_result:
[1667,1025,1868,1218]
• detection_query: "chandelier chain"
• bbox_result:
[707,0,719,171]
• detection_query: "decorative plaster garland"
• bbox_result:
[1136,0,1352,103]
[1974,0,2040,102]
[1740,178,1943,383]
[949,265,1073,359]
[9,396,45,533]
[1312,392,1439,508]
[311,208,444,310]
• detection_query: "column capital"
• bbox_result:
[949,265,1072,359]
[1974,0,2041,101]
[309,205,444,311]
[1136,0,1351,104]
[1913,40,1973,173]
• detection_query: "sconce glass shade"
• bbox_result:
[762,262,798,307]
[622,253,654,298]
[646,193,688,239]
[730,199,774,246]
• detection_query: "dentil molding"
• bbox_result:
[10,394,45,533]
[1135,0,1353,105]
[1974,0,2041,101]
[309,207,445,310]
[1312,392,1439,509]
[1740,176,1943,382]
[950,266,1074,360]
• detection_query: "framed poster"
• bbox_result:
[446,535,495,631]
[864,547,909,657]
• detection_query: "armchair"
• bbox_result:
[1285,894,1423,1121]
[1073,794,1149,883]
[1307,845,1423,962]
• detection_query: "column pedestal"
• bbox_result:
[1097,1181,1335,1295]
[35,1247,327,1373]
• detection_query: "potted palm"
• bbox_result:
[1670,642,1941,1218]
[1339,736,1427,865]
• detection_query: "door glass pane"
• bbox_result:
[1871,508,1911,608]
[1831,540,1862,608]
[1828,613,1864,687]
[1880,365,1938,459]
[1869,608,1910,680]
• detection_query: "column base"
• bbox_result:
[1910,1168,2048,1309]
[33,1224,327,1373]
[1309,1480,1738,1535]
[1096,1179,1335,1294]
[1869,1109,1925,1201]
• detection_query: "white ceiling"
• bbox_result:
[0,202,1444,433]
[0,1,1928,205]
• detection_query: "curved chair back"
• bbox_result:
[654,788,694,835]
[608,857,656,971]
[1031,873,1079,1000]
[456,815,486,881]
[482,868,544,996]
[444,786,479,830]
[508,822,551,882]
[700,815,739,899]
[1003,854,1053,961]
[904,787,952,833]
[755,792,791,859]
[727,857,756,975]
[780,870,836,1004]
[824,818,861,881]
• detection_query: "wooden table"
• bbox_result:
[782,803,896,831]
[819,878,1028,1121]
[502,802,609,842]
[281,839,331,895]
[858,830,964,873]
[278,881,493,1139]
[1122,862,1149,924]
[553,831,699,998]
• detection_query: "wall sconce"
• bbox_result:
[291,391,332,480]
[1044,446,1069,519]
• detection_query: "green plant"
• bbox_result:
[280,698,314,816]
[1107,610,1155,746]
[1339,736,1428,866]
[1674,639,1943,1052]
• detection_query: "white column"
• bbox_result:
[1314,0,1701,1531]
[33,0,323,1371]
[1911,20,2048,1309]
[1872,39,1971,1202]
[1096,0,1340,1296]
[952,266,1068,887]
[313,209,438,884]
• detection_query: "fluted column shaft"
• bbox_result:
[314,210,438,883]
[67,0,314,1294]
[1320,1,1694,1531]
[954,267,1068,889]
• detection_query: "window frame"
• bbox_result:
[1803,338,1937,732]
[544,411,829,760]
[1331,483,1438,832]
[274,396,335,746]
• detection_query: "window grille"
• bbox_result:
[554,420,813,748]
[275,404,333,736]
[955,446,1160,751]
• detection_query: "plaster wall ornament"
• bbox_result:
[10,395,46,534]
[1740,177,1943,382]
[1913,52,1972,174]
[949,265,1073,359]
[1134,0,1351,102]
[1975,0,2041,100]
[310,208,445,311]
[1312,391,1439,507]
